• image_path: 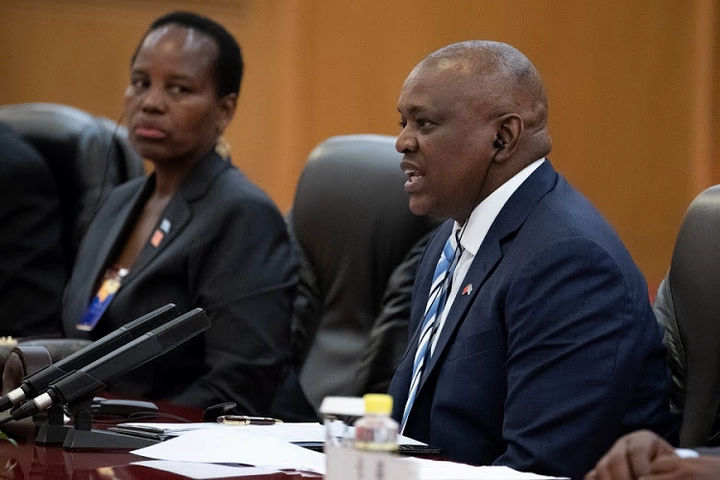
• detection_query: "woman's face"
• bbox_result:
[124,24,236,165]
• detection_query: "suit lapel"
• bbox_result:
[121,151,231,287]
[124,195,192,280]
[81,180,150,303]
[415,160,559,391]
[418,229,503,388]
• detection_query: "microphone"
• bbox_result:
[11,308,210,421]
[0,303,179,413]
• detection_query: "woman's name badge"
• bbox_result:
[76,268,129,331]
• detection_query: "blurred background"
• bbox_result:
[1,0,717,287]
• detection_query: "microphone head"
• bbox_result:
[45,308,211,408]
[0,304,179,415]
[10,308,211,421]
[154,308,211,351]
[11,303,178,400]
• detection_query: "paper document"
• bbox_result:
[132,428,327,473]
[113,422,226,437]
[116,421,426,445]
[129,422,565,479]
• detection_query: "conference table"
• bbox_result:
[0,402,324,479]
[0,441,322,479]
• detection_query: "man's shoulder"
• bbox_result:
[536,174,623,241]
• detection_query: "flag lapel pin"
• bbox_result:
[150,218,172,248]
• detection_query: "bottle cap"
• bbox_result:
[363,393,393,414]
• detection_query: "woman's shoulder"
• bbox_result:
[211,164,281,211]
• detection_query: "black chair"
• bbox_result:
[654,184,720,447]
[0,103,144,373]
[273,134,441,419]
[0,102,144,271]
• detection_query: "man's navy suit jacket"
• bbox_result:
[388,161,679,479]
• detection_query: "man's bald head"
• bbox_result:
[417,41,551,159]
[396,40,553,221]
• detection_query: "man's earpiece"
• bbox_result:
[493,135,506,151]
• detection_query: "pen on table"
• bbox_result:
[217,415,283,426]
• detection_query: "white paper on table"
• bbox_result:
[132,461,281,479]
[118,422,228,433]
[226,422,425,446]
[132,428,327,474]
[401,457,569,480]
[114,422,228,437]
[131,426,566,480]
[118,421,426,445]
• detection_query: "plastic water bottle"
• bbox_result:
[353,393,398,452]
[321,396,364,452]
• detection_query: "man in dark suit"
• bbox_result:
[586,429,720,479]
[387,41,678,479]
[0,122,65,338]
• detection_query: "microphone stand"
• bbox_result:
[61,397,158,450]
[20,308,210,450]
[35,398,158,449]
[34,404,69,445]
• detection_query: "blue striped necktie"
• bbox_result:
[401,232,462,432]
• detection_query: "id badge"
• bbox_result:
[76,268,128,331]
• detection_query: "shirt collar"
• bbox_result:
[454,158,545,255]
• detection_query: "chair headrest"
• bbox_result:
[668,184,720,446]
[0,103,144,265]
[291,134,440,306]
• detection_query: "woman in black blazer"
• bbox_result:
[62,11,297,415]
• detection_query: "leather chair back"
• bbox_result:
[290,134,441,412]
[656,184,720,446]
[0,102,144,269]
[0,103,141,374]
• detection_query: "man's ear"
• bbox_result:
[493,114,523,161]
[216,93,238,133]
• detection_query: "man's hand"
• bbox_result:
[585,430,676,480]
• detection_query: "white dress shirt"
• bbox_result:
[429,158,545,355]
